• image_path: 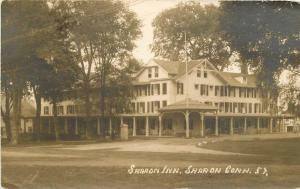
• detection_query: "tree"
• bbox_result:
[152,2,232,70]
[1,0,53,144]
[66,0,141,137]
[1,73,13,142]
[42,57,78,141]
[26,57,53,141]
[280,72,300,118]
[220,1,300,80]
[2,0,77,143]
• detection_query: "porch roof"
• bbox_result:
[159,99,217,112]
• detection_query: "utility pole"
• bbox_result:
[185,32,189,107]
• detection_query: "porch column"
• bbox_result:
[158,116,162,137]
[145,116,149,137]
[215,116,219,136]
[97,117,100,135]
[185,111,190,138]
[293,118,297,132]
[243,117,247,134]
[109,118,112,136]
[269,117,273,133]
[120,116,123,128]
[230,117,233,135]
[133,117,136,136]
[75,117,79,135]
[200,113,204,137]
[64,118,68,134]
[109,117,112,136]
[257,117,260,134]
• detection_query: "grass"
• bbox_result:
[202,138,300,165]
[2,137,300,189]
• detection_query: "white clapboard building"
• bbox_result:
[40,59,295,138]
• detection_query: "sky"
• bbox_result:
[127,0,219,63]
[126,0,299,86]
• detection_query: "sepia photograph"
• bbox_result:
[1,0,300,188]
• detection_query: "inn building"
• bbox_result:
[40,59,296,138]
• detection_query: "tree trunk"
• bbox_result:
[35,93,42,142]
[84,82,92,138]
[240,62,248,74]
[3,87,12,141]
[33,87,42,142]
[100,73,106,138]
[52,99,60,141]
[10,79,20,145]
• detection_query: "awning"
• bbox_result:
[159,99,217,112]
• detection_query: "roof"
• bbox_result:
[159,99,217,112]
[136,58,258,88]
[152,59,180,74]
[218,72,257,87]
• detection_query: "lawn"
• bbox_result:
[2,137,300,189]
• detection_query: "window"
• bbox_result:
[200,85,208,96]
[131,103,135,113]
[67,105,75,114]
[151,84,154,95]
[162,83,167,94]
[215,103,219,109]
[215,86,219,96]
[154,84,160,95]
[44,106,49,115]
[220,102,225,112]
[138,102,145,113]
[229,103,233,112]
[154,101,160,112]
[154,66,159,77]
[177,82,184,94]
[57,106,64,115]
[220,86,224,96]
[238,103,242,113]
[147,102,150,112]
[194,84,199,90]
[147,85,151,96]
[225,102,229,113]
[249,103,252,113]
[204,70,207,78]
[197,67,201,77]
[233,87,236,97]
[162,101,167,107]
[233,103,238,113]
[151,102,154,113]
[241,103,246,113]
[200,85,204,96]
[148,68,152,78]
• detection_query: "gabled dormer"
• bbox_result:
[234,76,248,84]
[134,59,178,82]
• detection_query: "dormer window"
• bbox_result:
[154,66,159,77]
[203,63,208,78]
[197,67,201,77]
[204,70,207,78]
[148,68,152,78]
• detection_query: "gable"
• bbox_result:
[135,59,170,82]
